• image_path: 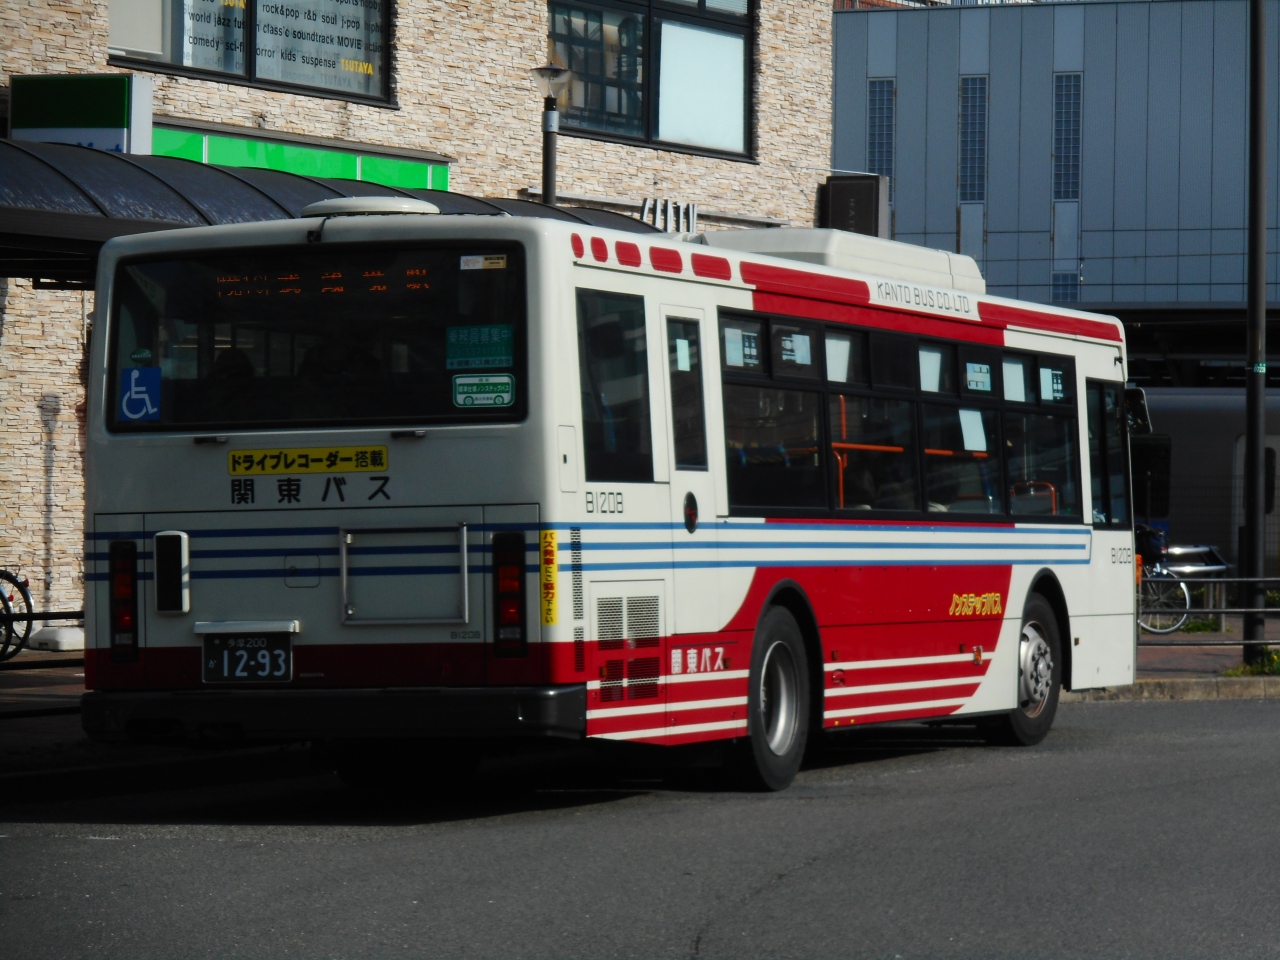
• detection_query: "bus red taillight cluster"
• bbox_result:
[492,533,526,657]
[108,539,139,661]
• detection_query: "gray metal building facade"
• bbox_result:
[833,0,1278,309]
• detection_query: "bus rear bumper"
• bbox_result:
[81,685,588,744]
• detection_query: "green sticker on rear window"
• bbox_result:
[446,325,513,370]
[453,374,514,407]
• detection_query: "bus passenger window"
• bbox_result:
[828,395,919,511]
[918,343,957,394]
[720,317,765,374]
[577,290,653,483]
[1087,382,1131,527]
[921,405,1001,513]
[825,331,867,385]
[1002,356,1033,403]
[723,386,825,510]
[770,322,822,380]
[667,318,708,470]
[1004,412,1081,518]
[870,333,916,390]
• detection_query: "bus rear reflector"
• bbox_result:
[108,540,139,662]
[492,533,526,657]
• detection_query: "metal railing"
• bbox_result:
[1138,574,1280,645]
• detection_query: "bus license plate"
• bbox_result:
[203,635,292,683]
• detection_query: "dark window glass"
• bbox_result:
[551,3,646,138]
[1053,73,1082,201]
[825,329,868,385]
[918,342,957,394]
[1002,355,1035,404]
[724,385,825,510]
[549,0,750,154]
[867,78,895,202]
[578,289,653,482]
[922,405,1002,514]
[959,75,988,203]
[871,332,916,390]
[668,317,707,469]
[1087,382,1131,527]
[109,245,525,432]
[770,322,821,380]
[1005,412,1081,518]
[720,316,765,374]
[829,394,919,511]
[1037,356,1075,404]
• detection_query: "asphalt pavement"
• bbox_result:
[3,699,1280,959]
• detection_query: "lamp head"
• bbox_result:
[530,63,572,100]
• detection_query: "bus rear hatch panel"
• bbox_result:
[81,684,587,743]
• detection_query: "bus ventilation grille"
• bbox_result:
[627,657,660,700]
[597,597,625,651]
[626,597,660,649]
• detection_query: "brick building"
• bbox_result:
[0,0,834,616]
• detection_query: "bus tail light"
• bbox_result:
[492,533,526,658]
[109,540,139,662]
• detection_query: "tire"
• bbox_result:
[0,571,33,662]
[984,593,1062,747]
[737,606,810,791]
[1138,573,1190,634]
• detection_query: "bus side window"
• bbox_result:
[667,318,708,470]
[1005,411,1081,518]
[577,289,654,483]
[1087,381,1131,527]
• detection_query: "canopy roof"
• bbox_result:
[0,139,656,287]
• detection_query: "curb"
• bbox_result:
[1063,677,1280,702]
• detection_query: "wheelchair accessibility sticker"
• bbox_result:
[452,374,513,407]
[119,368,161,421]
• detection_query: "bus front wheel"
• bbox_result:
[984,593,1062,747]
[737,606,810,791]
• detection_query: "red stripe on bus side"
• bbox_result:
[751,291,1006,345]
[826,704,963,728]
[978,300,1123,342]
[825,682,981,710]
[740,261,872,305]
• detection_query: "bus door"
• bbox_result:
[1083,377,1138,686]
[661,307,721,638]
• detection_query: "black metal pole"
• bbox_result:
[1244,0,1268,665]
[541,96,558,206]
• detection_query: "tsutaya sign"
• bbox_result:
[9,74,153,154]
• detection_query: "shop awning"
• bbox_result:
[0,139,655,287]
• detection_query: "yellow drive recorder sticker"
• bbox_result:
[228,446,389,475]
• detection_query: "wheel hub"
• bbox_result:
[1018,623,1053,718]
[759,640,798,756]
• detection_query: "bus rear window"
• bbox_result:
[107,244,525,431]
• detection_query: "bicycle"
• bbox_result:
[1135,524,1191,634]
[0,569,34,661]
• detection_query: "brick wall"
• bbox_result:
[0,280,88,612]
[0,0,834,612]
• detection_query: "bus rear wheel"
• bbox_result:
[736,606,810,791]
[984,593,1062,747]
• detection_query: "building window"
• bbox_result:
[1053,73,1082,201]
[958,76,987,203]
[107,0,390,103]
[867,79,895,201]
[549,0,752,156]
[1051,272,1080,303]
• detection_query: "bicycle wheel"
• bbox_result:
[1139,572,1190,634]
[0,571,34,660]
[0,589,14,662]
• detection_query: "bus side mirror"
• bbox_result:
[1124,387,1152,435]
[1131,434,1171,521]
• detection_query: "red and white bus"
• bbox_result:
[82,197,1135,789]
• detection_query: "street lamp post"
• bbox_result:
[530,64,572,207]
